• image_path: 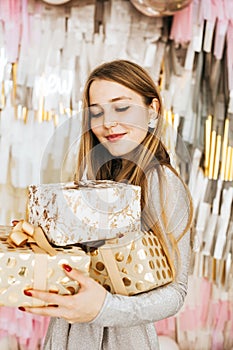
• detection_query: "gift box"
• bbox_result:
[28,180,141,246]
[0,225,90,307]
[89,230,173,296]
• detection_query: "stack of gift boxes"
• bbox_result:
[0,180,141,307]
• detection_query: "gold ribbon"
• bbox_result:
[99,247,128,295]
[9,220,57,256]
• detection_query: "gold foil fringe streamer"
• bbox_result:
[204,116,233,181]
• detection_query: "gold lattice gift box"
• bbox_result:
[28,180,141,246]
[0,225,90,307]
[89,231,173,296]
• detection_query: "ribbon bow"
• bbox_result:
[9,220,57,256]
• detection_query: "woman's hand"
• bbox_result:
[19,264,107,324]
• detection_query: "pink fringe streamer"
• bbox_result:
[0,307,50,350]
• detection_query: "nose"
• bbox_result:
[103,114,118,129]
[104,120,118,129]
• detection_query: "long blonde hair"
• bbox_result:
[75,60,193,276]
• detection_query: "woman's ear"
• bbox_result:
[150,98,160,112]
[148,98,159,128]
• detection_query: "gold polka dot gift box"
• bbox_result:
[89,230,174,296]
[28,180,141,246]
[0,223,90,307]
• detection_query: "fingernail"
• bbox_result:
[12,220,19,226]
[18,307,25,312]
[62,264,72,272]
[24,290,32,297]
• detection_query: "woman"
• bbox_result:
[21,60,193,349]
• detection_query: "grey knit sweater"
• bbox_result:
[43,167,191,350]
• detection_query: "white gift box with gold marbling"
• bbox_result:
[0,226,90,307]
[28,180,141,246]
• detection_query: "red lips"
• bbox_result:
[106,133,126,141]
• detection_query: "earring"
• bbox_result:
[148,118,156,128]
[148,110,158,129]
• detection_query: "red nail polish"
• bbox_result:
[24,290,32,297]
[18,307,25,312]
[12,220,19,226]
[62,264,72,272]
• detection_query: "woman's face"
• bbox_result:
[89,79,150,157]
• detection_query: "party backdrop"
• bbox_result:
[0,0,232,349]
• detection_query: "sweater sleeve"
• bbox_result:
[89,167,192,328]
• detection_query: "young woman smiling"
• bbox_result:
[20,60,193,350]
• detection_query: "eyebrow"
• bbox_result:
[90,96,132,107]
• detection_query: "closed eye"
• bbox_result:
[89,104,130,118]
[90,111,104,118]
[89,106,104,118]
[115,106,130,112]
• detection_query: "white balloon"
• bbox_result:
[42,0,71,4]
[130,0,192,17]
[158,335,180,350]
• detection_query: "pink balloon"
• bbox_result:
[130,0,192,17]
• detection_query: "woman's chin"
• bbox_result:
[105,143,140,158]
[107,148,135,158]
